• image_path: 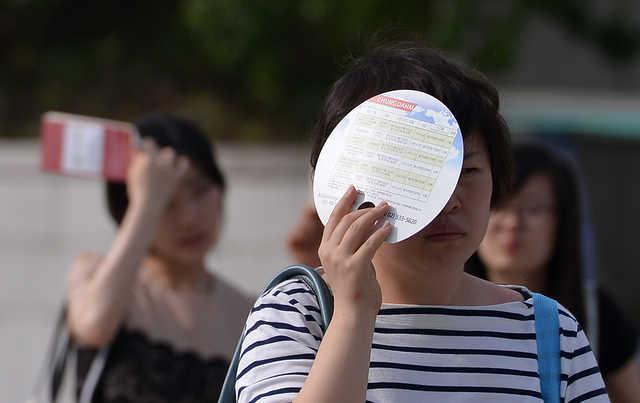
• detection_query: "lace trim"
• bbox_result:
[75,328,230,403]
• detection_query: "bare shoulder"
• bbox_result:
[463,273,524,305]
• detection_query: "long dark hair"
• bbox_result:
[466,142,585,322]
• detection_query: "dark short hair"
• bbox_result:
[106,114,226,225]
[310,42,512,205]
[466,142,585,321]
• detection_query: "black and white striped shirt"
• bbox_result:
[236,279,608,403]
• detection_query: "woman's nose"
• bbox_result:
[176,199,199,227]
[439,190,462,217]
[497,209,523,230]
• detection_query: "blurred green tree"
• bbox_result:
[0,0,637,140]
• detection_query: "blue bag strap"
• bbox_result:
[217,264,333,403]
[533,292,561,403]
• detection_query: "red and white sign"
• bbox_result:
[41,112,137,181]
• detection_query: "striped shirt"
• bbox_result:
[236,279,609,403]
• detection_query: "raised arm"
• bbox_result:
[285,202,323,267]
[295,186,391,402]
[67,140,188,347]
[238,186,391,403]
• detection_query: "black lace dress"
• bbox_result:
[69,269,253,403]
[75,329,231,403]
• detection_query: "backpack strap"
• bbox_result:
[532,292,561,403]
[218,264,333,403]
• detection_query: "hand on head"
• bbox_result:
[126,138,190,213]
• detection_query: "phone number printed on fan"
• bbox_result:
[385,211,418,225]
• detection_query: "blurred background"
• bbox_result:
[1,0,639,401]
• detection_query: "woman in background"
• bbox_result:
[286,201,322,267]
[67,114,253,403]
[467,142,640,402]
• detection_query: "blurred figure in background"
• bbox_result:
[286,201,322,267]
[467,142,640,402]
[66,115,253,403]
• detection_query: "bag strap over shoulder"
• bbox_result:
[263,265,333,329]
[218,264,333,403]
[532,292,561,403]
[27,304,70,403]
[28,303,111,403]
[220,273,563,403]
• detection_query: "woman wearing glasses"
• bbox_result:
[467,142,640,402]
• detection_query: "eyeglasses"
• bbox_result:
[491,203,556,226]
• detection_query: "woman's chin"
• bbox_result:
[158,249,207,269]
